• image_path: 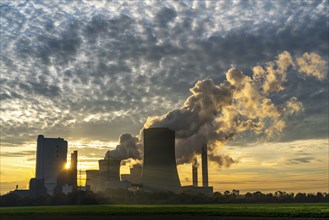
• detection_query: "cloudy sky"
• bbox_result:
[1,0,328,194]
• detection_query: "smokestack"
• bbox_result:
[192,157,198,187]
[70,150,78,188]
[201,145,208,187]
[141,128,181,192]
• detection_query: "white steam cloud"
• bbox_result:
[105,133,141,160]
[106,51,326,167]
[144,51,327,167]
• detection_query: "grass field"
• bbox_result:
[1,203,328,218]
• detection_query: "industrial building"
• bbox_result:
[85,170,101,192]
[86,158,130,192]
[35,135,68,195]
[141,128,181,192]
[85,129,213,194]
[55,150,78,194]
[71,150,78,187]
[11,178,47,199]
[9,135,78,197]
[121,163,142,185]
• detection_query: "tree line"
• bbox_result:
[1,190,328,206]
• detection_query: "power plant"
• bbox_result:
[9,129,213,197]
[141,128,181,192]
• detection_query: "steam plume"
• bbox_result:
[106,51,326,168]
[143,51,326,167]
[105,133,141,160]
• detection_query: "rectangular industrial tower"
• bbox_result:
[201,145,208,187]
[35,135,68,195]
[70,150,78,187]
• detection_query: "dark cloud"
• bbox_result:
[156,7,177,27]
[287,156,316,165]
[1,150,35,157]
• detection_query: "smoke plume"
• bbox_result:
[106,51,326,168]
[142,51,326,167]
[105,133,141,160]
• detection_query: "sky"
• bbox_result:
[0,0,328,195]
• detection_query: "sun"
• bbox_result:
[65,163,71,169]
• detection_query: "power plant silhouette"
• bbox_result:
[86,127,213,194]
[11,128,213,197]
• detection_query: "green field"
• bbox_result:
[0,203,328,218]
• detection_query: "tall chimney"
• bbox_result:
[192,157,198,187]
[201,145,208,187]
[70,150,78,188]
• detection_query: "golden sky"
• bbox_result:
[1,138,327,195]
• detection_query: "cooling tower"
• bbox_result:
[86,170,100,192]
[201,145,209,187]
[141,128,181,192]
[99,159,121,189]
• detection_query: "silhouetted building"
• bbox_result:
[11,178,47,199]
[201,145,208,187]
[70,150,78,187]
[54,151,78,195]
[86,170,101,192]
[86,159,129,192]
[11,189,30,198]
[29,178,47,198]
[35,135,68,195]
[99,159,123,190]
[121,164,142,185]
[141,128,181,192]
